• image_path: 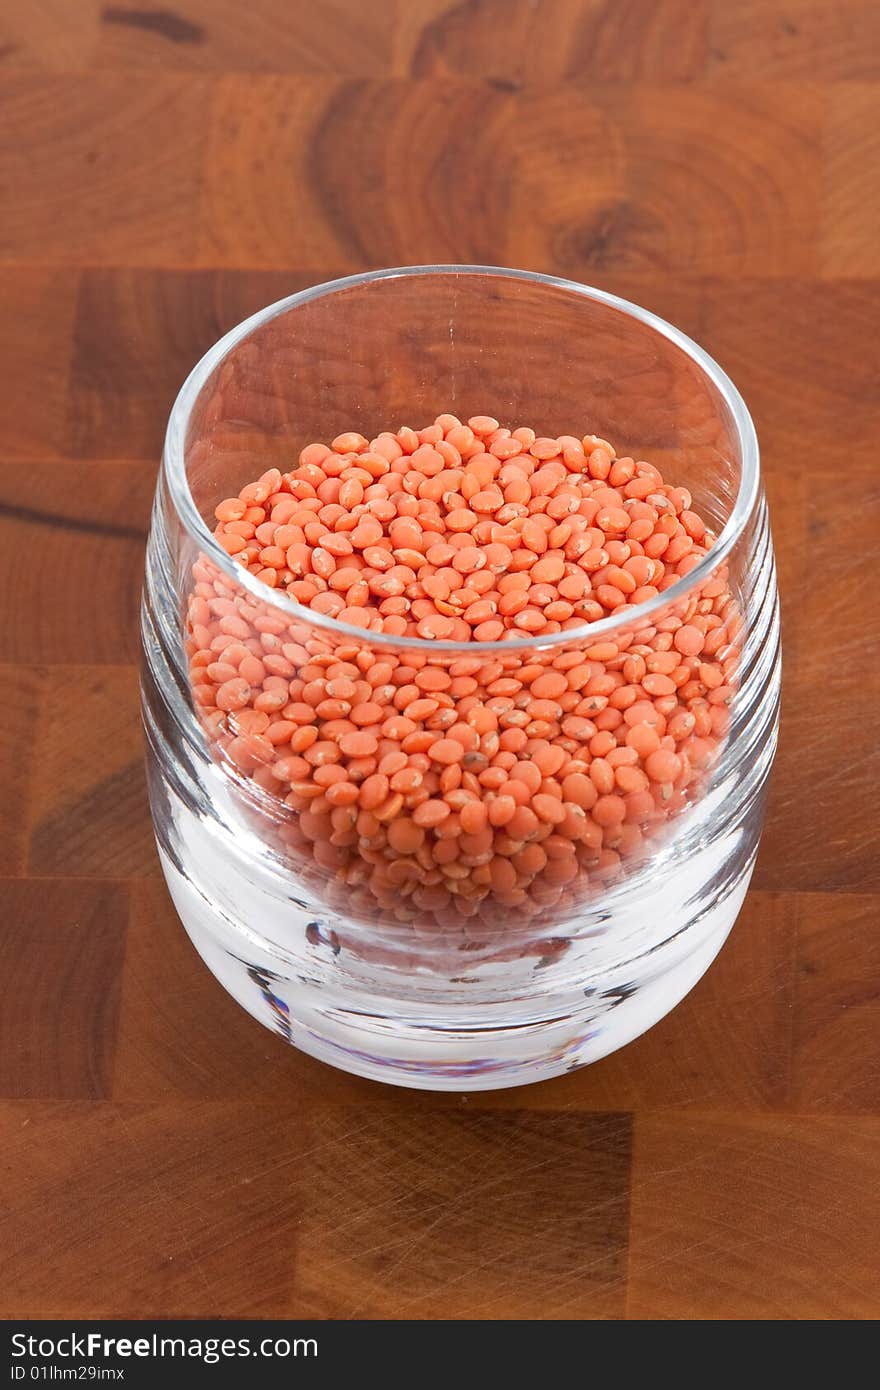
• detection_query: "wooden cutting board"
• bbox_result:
[1,0,877,1320]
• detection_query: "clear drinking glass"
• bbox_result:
[141,266,780,1090]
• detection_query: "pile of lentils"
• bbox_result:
[186,414,739,932]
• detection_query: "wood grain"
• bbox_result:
[790,895,880,1113]
[0,269,79,456]
[0,73,209,264]
[0,667,46,876]
[0,879,128,1099]
[397,0,710,82]
[0,1100,311,1317]
[822,83,880,276]
[291,1107,632,1319]
[627,1112,880,1319]
[97,0,396,73]
[197,75,822,276]
[113,878,314,1101]
[0,464,151,663]
[67,268,337,456]
[1,0,878,1322]
[708,0,880,81]
[758,459,880,894]
[26,666,157,877]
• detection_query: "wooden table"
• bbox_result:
[1,0,877,1321]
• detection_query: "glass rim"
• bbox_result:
[164,264,760,654]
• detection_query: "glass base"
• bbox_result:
[159,844,751,1091]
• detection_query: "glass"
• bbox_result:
[141,266,780,1090]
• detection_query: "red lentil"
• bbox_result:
[188,414,740,932]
